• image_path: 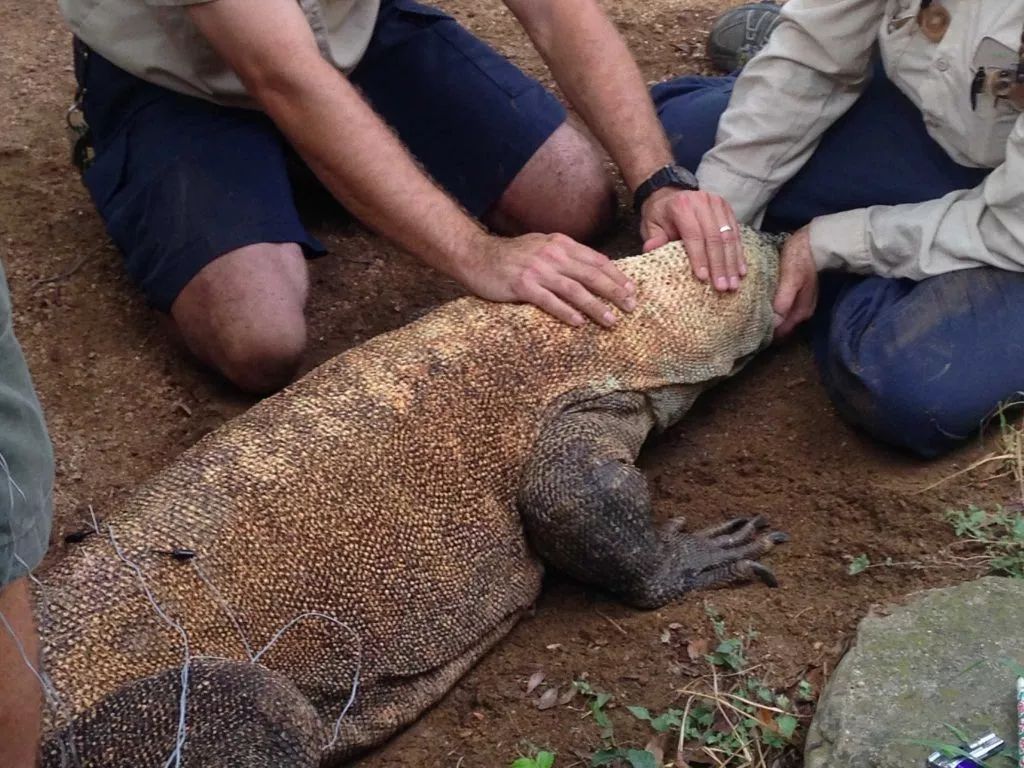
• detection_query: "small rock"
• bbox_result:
[805,577,1024,768]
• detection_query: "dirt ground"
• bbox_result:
[0,1,1016,766]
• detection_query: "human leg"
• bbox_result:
[78,47,324,393]
[0,579,41,768]
[0,261,53,767]
[350,0,615,242]
[170,244,309,394]
[812,268,1024,458]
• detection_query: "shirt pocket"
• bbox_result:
[878,0,919,71]
[967,36,1022,166]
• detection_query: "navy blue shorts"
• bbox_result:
[78,0,567,312]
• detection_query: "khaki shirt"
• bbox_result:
[697,0,1024,279]
[60,0,381,109]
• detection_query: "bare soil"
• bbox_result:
[0,1,1014,766]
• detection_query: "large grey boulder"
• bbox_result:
[805,577,1024,768]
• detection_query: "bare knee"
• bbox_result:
[489,122,617,243]
[172,243,309,394]
[219,320,306,395]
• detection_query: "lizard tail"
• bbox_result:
[41,658,324,768]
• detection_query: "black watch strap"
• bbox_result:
[632,164,699,212]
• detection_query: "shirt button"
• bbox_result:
[936,58,950,71]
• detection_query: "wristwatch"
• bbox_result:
[632,164,699,212]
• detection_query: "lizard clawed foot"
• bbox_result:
[640,514,788,605]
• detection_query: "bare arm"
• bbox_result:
[186,0,636,327]
[506,0,746,291]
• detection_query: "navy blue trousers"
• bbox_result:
[652,71,1024,458]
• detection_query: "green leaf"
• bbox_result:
[762,730,785,749]
[650,710,682,732]
[627,705,652,722]
[510,760,534,768]
[848,554,870,575]
[943,723,971,745]
[536,752,555,768]
[775,714,798,739]
[592,708,612,729]
[797,685,812,700]
[590,749,625,766]
[623,750,658,768]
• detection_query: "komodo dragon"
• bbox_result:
[34,229,786,767]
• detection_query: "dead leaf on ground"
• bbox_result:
[557,686,577,706]
[687,638,710,660]
[525,670,546,695]
[644,733,668,764]
[536,687,559,710]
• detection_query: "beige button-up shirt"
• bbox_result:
[60,0,381,109]
[697,0,1024,279]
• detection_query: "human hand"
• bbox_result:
[772,225,818,340]
[640,188,746,292]
[455,232,637,328]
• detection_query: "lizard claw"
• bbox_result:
[748,561,779,588]
[647,515,789,599]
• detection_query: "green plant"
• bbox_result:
[509,751,556,768]
[573,679,616,742]
[848,553,871,575]
[948,504,1024,578]
[543,616,808,768]
[616,612,806,767]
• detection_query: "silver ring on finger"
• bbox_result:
[719,224,733,234]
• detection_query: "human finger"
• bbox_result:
[715,197,746,285]
[545,235,635,295]
[690,194,730,291]
[557,257,637,313]
[669,196,710,283]
[542,271,619,328]
[519,280,586,327]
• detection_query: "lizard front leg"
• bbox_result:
[518,390,787,609]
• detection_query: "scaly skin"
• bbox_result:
[36,229,784,767]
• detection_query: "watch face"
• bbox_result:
[668,165,699,190]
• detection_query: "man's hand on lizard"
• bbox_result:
[640,188,746,292]
[456,232,637,329]
[772,224,818,340]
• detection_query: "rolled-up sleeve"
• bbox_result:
[697,0,887,223]
[0,262,54,588]
[811,115,1024,278]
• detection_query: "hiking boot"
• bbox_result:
[706,1,782,73]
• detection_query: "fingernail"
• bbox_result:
[623,297,636,312]
[739,263,748,276]
[729,276,740,290]
[625,281,636,293]
[697,268,709,281]
[571,314,585,326]
[603,311,617,325]
[715,277,728,290]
